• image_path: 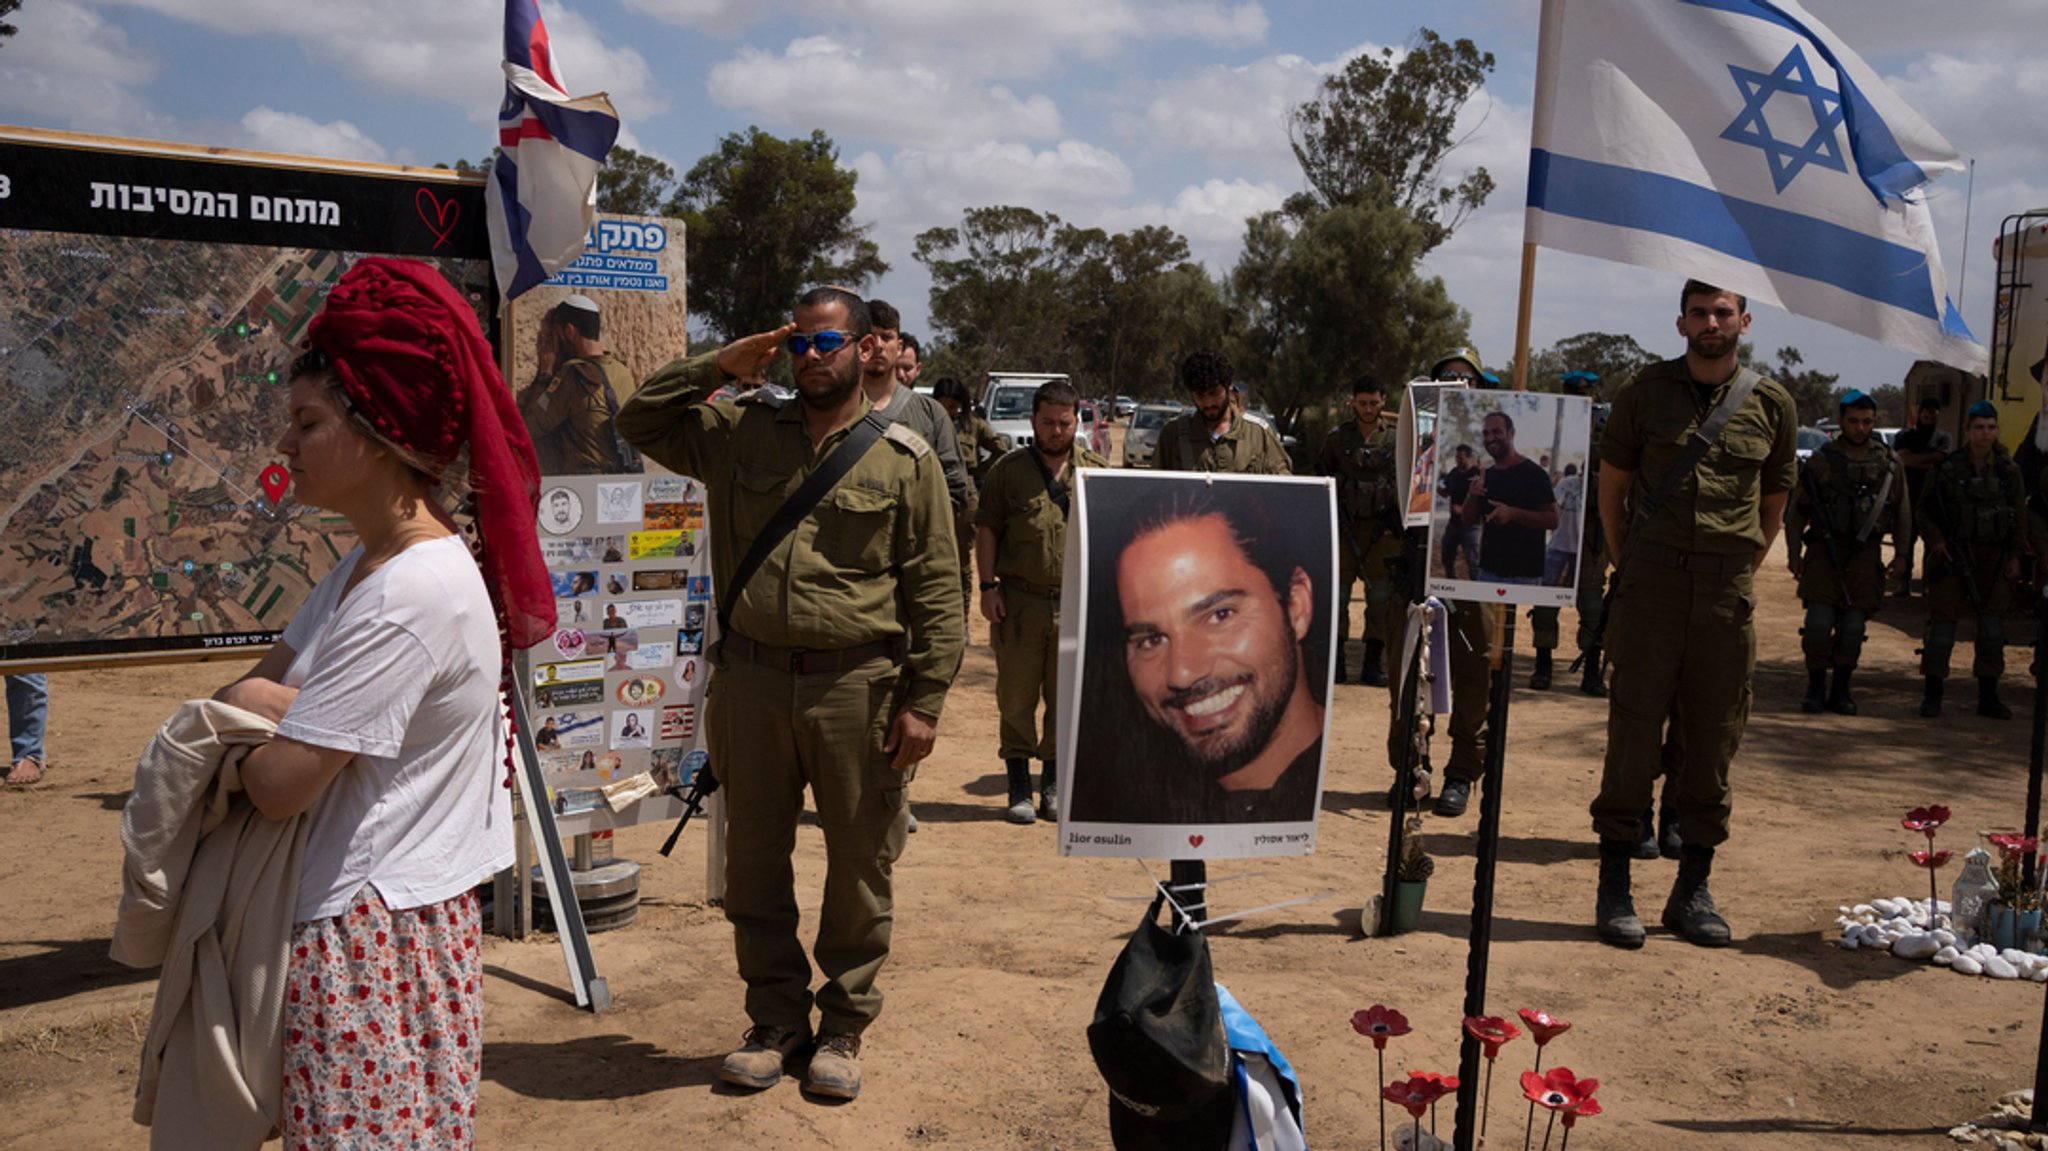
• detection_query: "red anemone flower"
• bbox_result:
[1988,833,2039,862]
[1352,1005,1412,1050]
[1909,849,1953,869]
[1464,1015,1522,1060]
[1517,1008,1572,1047]
[1901,806,1951,836]
[1522,1067,1597,1112]
[1383,1073,1452,1118]
[1407,1069,1460,1094]
[1561,1095,1604,1129]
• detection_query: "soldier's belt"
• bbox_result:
[999,576,1060,598]
[722,632,904,675]
[1630,541,1753,577]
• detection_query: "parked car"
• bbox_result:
[1245,405,1299,450]
[1874,426,1902,448]
[1077,399,1112,458]
[982,372,1073,450]
[1795,425,1830,462]
[1113,395,1137,419]
[1123,402,1183,467]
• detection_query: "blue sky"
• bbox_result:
[4,0,2044,396]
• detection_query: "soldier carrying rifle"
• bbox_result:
[1916,400,2025,719]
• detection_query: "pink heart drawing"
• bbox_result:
[1188,834,1205,848]
[415,188,461,249]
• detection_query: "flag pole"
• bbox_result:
[1510,243,1538,393]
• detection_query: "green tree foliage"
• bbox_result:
[666,128,885,341]
[1771,345,1840,425]
[1866,384,1907,426]
[596,146,675,217]
[0,1,20,41]
[1063,224,1229,399]
[1287,28,1496,254]
[914,206,1074,385]
[1519,331,1659,393]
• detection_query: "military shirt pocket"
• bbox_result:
[731,464,788,555]
[821,485,900,572]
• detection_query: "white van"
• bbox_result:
[981,373,1071,449]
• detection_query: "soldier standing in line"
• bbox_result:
[976,380,1105,824]
[1916,400,2025,719]
[1319,374,1402,685]
[1785,390,1910,715]
[1892,396,1953,594]
[934,376,1012,622]
[516,295,640,474]
[1528,371,1606,692]
[860,301,970,511]
[618,287,963,1102]
[1152,349,1292,475]
[1590,281,1797,951]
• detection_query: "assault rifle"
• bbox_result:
[1800,463,1854,609]
[658,760,721,858]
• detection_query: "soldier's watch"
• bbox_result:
[979,580,1002,591]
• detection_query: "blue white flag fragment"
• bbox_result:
[485,0,621,301]
[1527,0,1985,372]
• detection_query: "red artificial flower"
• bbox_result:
[1909,849,1953,869]
[1383,1073,1452,1119]
[1407,1069,1461,1094]
[1561,1095,1604,1129]
[1464,1015,1522,1060]
[1352,1005,1413,1050]
[1988,833,2039,862]
[1522,1067,1598,1112]
[1517,1008,1572,1047]
[1901,806,1951,836]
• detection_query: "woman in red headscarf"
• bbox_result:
[212,258,553,1149]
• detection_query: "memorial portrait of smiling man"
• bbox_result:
[1067,478,1332,828]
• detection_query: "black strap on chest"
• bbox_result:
[1028,448,1071,518]
[716,414,889,637]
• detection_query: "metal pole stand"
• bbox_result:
[1453,609,1517,1151]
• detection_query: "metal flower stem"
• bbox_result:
[1929,860,1942,929]
[1379,1049,1388,1151]
[1523,1047,1546,1151]
[1482,1058,1496,1140]
[1415,1112,1423,1151]
[1430,1097,1439,1136]
[1560,1122,1573,1151]
[1541,1109,1558,1151]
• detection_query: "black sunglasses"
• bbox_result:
[786,330,855,357]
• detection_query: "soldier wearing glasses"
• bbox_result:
[621,287,963,1102]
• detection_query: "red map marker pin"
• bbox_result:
[260,464,290,504]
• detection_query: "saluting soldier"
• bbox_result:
[934,375,1012,620]
[516,295,640,474]
[976,379,1105,824]
[618,287,963,1102]
[1152,349,1293,475]
[1916,400,2025,719]
[1528,370,1608,693]
[1320,374,1402,686]
[1785,390,1910,715]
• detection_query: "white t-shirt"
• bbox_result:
[277,535,515,923]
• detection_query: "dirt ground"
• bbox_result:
[5,440,2047,1148]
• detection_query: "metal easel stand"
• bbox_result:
[1451,609,1517,1151]
[505,649,611,1013]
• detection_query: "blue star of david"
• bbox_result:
[1720,44,1848,193]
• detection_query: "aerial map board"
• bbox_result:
[0,127,493,669]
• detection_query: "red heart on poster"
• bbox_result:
[1188,834,1205,848]
[1495,588,1508,597]
[415,189,461,249]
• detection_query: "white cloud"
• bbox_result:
[1107,178,1288,265]
[234,108,390,164]
[706,39,1061,147]
[0,0,170,136]
[1135,52,1330,167]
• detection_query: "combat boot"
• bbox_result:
[804,1032,863,1100]
[1662,844,1732,946]
[1530,648,1553,691]
[1657,804,1682,860]
[1800,668,1827,713]
[1629,804,1659,860]
[1038,761,1058,821]
[719,1024,812,1090]
[1579,647,1607,696]
[1334,656,1350,685]
[1360,639,1389,687]
[1826,667,1858,715]
[1919,676,1943,718]
[1978,677,2013,720]
[1595,839,1646,949]
[1004,757,1036,824]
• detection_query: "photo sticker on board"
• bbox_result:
[642,502,691,530]
[616,675,666,707]
[678,628,704,655]
[647,476,692,502]
[683,602,706,630]
[587,628,640,668]
[604,570,629,596]
[629,529,685,560]
[616,599,682,628]
[612,709,653,749]
[551,571,600,598]
[551,627,587,660]
[650,747,683,791]
[538,486,584,535]
[532,658,605,686]
[550,711,605,748]
[540,536,626,566]
[626,640,675,671]
[675,656,700,689]
[596,481,643,525]
[687,575,711,601]
[535,680,603,708]
[632,568,688,592]
[555,598,594,628]
[660,704,696,741]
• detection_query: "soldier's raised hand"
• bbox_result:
[715,323,798,382]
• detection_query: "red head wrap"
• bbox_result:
[306,257,556,652]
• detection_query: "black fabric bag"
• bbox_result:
[1086,894,1234,1151]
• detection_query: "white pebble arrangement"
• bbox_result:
[1834,896,2048,982]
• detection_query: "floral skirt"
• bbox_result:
[281,885,483,1150]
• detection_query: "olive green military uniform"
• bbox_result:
[1321,413,1404,655]
[618,352,964,1038]
[954,414,1014,618]
[1785,437,1910,671]
[876,387,970,510]
[1589,359,1798,850]
[1917,447,2025,679]
[976,443,1106,761]
[518,353,636,474]
[1152,411,1292,475]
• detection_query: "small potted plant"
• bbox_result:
[1984,832,2042,951]
[1394,815,1434,934]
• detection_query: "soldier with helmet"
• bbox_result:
[1916,399,2025,719]
[1784,390,1910,714]
[1528,370,1608,693]
[1320,374,1403,685]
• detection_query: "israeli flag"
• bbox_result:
[485,0,621,301]
[1527,0,1985,372]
